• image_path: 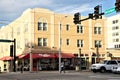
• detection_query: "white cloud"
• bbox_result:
[0,0,54,21]
[54,4,93,15]
[0,0,53,12]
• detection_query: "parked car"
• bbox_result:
[90,60,120,73]
[111,65,120,74]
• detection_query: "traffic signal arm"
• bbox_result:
[80,17,90,22]
[73,5,104,24]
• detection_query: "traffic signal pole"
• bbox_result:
[13,39,16,72]
[0,39,16,72]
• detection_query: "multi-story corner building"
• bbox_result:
[106,14,120,60]
[0,8,106,72]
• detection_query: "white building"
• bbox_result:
[106,14,120,58]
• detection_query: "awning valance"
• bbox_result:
[0,56,13,61]
[18,53,75,59]
[56,53,75,58]
[18,53,57,59]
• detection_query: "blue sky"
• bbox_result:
[0,0,117,26]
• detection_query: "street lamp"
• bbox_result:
[96,44,99,63]
[78,48,81,71]
[29,46,33,72]
[58,16,67,73]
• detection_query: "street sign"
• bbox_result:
[105,7,115,15]
[0,39,13,42]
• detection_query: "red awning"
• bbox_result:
[18,54,28,59]
[0,56,13,61]
[18,53,57,59]
[56,53,75,58]
[18,53,75,59]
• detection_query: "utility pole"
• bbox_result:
[79,48,82,71]
[13,39,16,72]
[59,16,67,73]
[96,44,99,63]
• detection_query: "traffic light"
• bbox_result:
[89,13,93,19]
[115,0,120,12]
[10,45,13,57]
[73,12,80,24]
[94,5,100,19]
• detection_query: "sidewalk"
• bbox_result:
[0,69,91,74]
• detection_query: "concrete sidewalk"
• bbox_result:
[0,69,91,74]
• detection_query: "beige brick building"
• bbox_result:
[0,8,107,72]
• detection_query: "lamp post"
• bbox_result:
[78,48,81,71]
[96,44,99,63]
[58,16,67,73]
[29,46,33,72]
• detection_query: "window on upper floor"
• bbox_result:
[98,27,101,34]
[17,40,20,49]
[77,25,83,33]
[43,38,47,46]
[116,38,119,42]
[0,46,3,53]
[66,39,70,45]
[17,27,20,35]
[112,20,118,24]
[94,27,101,34]
[38,38,47,46]
[38,38,42,46]
[66,24,70,31]
[94,40,102,48]
[43,23,47,31]
[38,22,42,30]
[38,22,47,31]
[112,32,119,36]
[24,23,28,33]
[112,26,119,30]
[116,26,119,29]
[113,38,119,42]
[77,39,83,47]
[38,18,47,31]
[24,38,29,47]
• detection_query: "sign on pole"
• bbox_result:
[104,7,115,15]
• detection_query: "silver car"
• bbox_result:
[112,65,120,74]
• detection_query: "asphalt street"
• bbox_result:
[0,70,120,80]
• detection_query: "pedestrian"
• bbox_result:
[20,64,23,73]
[60,62,65,73]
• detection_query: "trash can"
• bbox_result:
[75,66,79,71]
